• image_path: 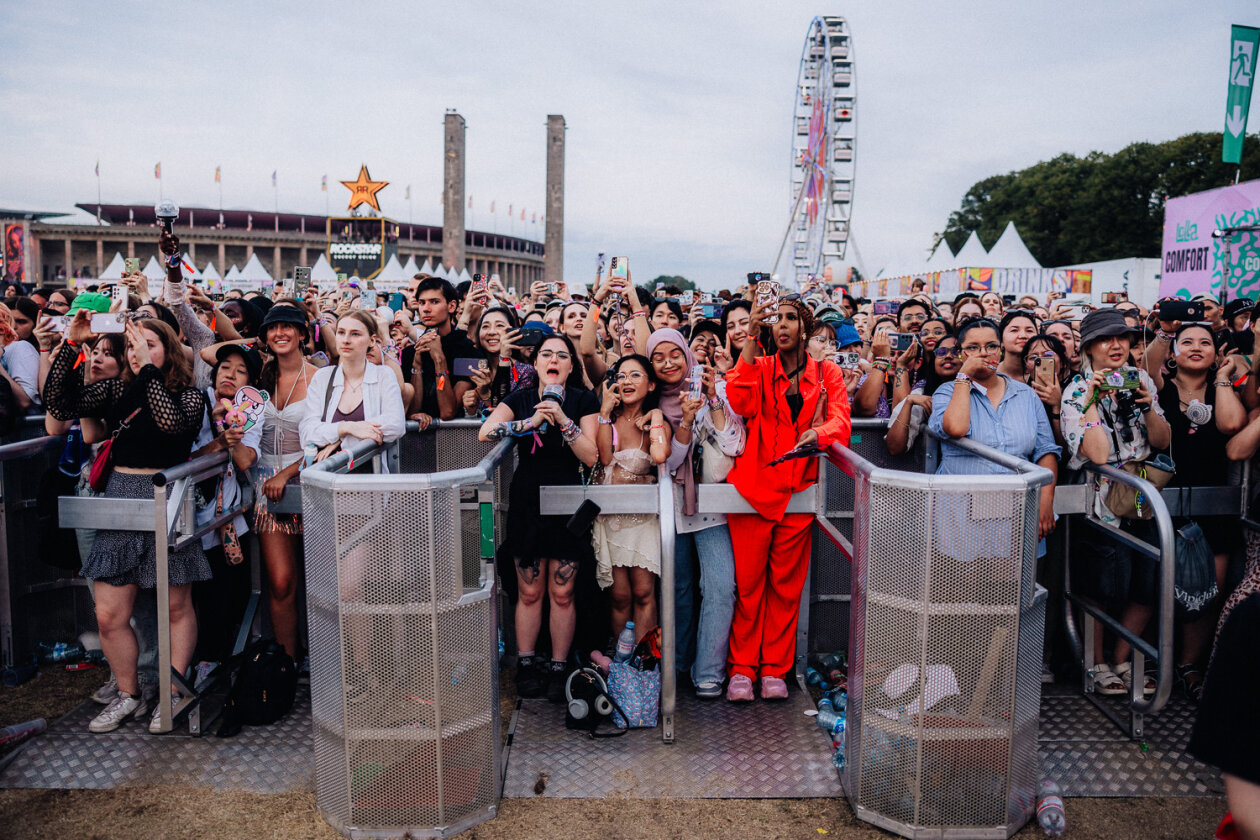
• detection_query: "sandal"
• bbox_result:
[1113,661,1156,697]
[1176,663,1204,704]
[1092,664,1126,696]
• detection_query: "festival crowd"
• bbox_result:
[5,227,1259,834]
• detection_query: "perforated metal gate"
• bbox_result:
[835,442,1050,840]
[303,430,507,840]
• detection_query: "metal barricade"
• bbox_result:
[0,431,92,668]
[302,430,510,840]
[822,432,1052,839]
[58,450,251,734]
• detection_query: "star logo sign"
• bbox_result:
[340,165,389,212]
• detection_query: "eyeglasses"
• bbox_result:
[536,349,572,361]
[934,345,962,358]
[808,335,836,347]
[615,371,646,382]
[961,343,1002,355]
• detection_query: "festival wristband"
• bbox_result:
[1081,420,1104,430]
[631,310,646,319]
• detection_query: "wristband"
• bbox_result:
[166,252,183,269]
[631,309,647,319]
[1156,330,1174,341]
[597,415,613,425]
[1214,380,1232,387]
[707,397,723,410]
[955,372,972,384]
[64,338,78,347]
[1082,420,1104,430]
[679,421,693,431]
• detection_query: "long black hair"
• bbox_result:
[474,305,523,406]
[607,353,661,420]
[922,335,959,397]
[530,333,588,392]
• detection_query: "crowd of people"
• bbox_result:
[7,227,1259,832]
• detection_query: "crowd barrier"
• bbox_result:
[301,425,510,840]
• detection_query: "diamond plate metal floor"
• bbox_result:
[0,685,314,793]
[502,686,844,799]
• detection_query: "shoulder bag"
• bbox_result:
[88,407,142,493]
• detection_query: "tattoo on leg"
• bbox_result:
[552,558,578,587]
[518,558,541,585]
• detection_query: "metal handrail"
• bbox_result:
[0,433,64,461]
[1061,462,1176,738]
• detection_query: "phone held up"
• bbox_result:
[1158,299,1204,323]
[1034,354,1056,387]
[294,266,312,298]
[452,357,488,378]
[750,273,779,325]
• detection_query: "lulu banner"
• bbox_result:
[3,224,24,289]
[1160,178,1260,300]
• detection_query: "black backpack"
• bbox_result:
[216,639,297,736]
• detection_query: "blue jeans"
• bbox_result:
[675,523,737,687]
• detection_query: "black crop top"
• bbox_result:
[44,342,205,470]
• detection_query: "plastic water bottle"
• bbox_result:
[614,622,636,663]
[303,443,319,469]
[806,667,828,689]
[0,718,46,748]
[817,708,845,735]
[1036,779,1066,836]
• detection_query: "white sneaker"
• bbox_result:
[88,691,148,733]
[148,693,180,734]
[92,675,119,705]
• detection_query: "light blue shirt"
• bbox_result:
[928,373,1061,476]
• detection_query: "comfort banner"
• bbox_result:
[1160,178,1260,300]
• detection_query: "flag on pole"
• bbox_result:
[520,207,525,221]
[531,212,536,224]
[508,203,513,216]
[321,174,327,191]
[271,170,277,187]
[468,195,473,209]
[94,160,99,177]
[490,200,495,213]
[405,184,411,200]
[214,165,221,183]
[154,162,161,179]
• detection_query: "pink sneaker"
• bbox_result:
[760,676,789,700]
[726,674,754,702]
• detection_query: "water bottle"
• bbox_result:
[805,667,828,689]
[38,641,85,664]
[614,622,636,663]
[303,443,319,469]
[0,718,46,749]
[1036,779,1066,837]
[497,627,506,661]
[817,694,834,714]
[817,708,845,736]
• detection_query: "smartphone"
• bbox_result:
[543,283,558,297]
[453,357,489,378]
[873,300,898,316]
[654,282,666,300]
[388,292,406,312]
[1102,291,1126,304]
[1099,367,1142,391]
[700,302,724,318]
[518,326,548,348]
[91,313,125,333]
[890,332,915,352]
[339,281,359,302]
[472,274,487,294]
[336,272,348,284]
[680,291,694,307]
[124,257,141,275]
[1159,299,1204,322]
[294,266,312,298]
[46,315,68,334]
[1034,354,1056,387]
[755,279,780,325]
[689,364,705,401]
[836,351,862,369]
[112,283,130,312]
[609,256,629,283]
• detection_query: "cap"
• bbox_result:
[1079,308,1137,349]
[68,292,111,315]
[1224,297,1255,323]
[214,343,262,383]
[834,322,862,349]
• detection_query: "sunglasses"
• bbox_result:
[934,345,962,358]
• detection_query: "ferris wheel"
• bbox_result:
[775,16,855,288]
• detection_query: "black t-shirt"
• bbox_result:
[500,386,600,490]
[402,327,480,417]
[1189,591,1260,785]
[1156,379,1229,488]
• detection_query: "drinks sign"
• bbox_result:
[1160,178,1260,300]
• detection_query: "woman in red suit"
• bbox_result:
[724,296,851,702]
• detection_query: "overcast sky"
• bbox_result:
[0,1,1254,289]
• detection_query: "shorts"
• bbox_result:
[1071,519,1158,609]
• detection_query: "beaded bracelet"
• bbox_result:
[561,419,582,443]
[597,415,613,425]
[631,309,647,319]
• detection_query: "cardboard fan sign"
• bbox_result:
[219,386,268,432]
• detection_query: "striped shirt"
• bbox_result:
[928,373,1061,475]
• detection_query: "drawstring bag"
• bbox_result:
[1174,520,1218,619]
[1103,454,1175,520]
[607,661,661,729]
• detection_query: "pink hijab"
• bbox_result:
[647,328,699,515]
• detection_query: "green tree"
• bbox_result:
[936,132,1260,266]
[650,274,695,291]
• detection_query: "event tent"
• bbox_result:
[418,258,434,276]
[457,268,472,284]
[201,262,222,285]
[239,253,273,285]
[952,231,989,266]
[224,264,242,282]
[985,222,1041,268]
[142,256,165,283]
[311,253,338,284]
[401,255,420,278]
[374,255,406,290]
[98,252,125,281]
[925,242,956,272]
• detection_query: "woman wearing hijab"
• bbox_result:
[724,297,850,702]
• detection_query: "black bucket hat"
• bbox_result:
[1078,308,1137,349]
[260,305,309,338]
[214,343,262,383]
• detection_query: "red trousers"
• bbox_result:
[726,512,814,680]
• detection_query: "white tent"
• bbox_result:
[98,252,126,281]
[418,258,434,276]
[374,255,407,291]
[181,256,202,283]
[224,264,242,281]
[311,253,338,284]
[401,255,420,278]
[141,256,165,283]
[432,264,449,280]
[201,262,222,284]
[239,253,274,286]
[925,242,956,272]
[457,267,472,284]
[985,221,1041,268]
[953,231,989,266]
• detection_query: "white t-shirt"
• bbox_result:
[2,339,40,405]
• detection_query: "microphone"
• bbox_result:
[538,384,565,433]
[155,199,179,234]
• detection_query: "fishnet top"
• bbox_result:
[44,342,204,469]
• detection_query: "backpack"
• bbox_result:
[216,639,297,736]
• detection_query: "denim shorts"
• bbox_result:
[1072,519,1158,608]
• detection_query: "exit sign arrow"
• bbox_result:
[1227,105,1247,136]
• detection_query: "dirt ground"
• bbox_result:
[0,665,1229,840]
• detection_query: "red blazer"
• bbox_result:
[725,353,852,521]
